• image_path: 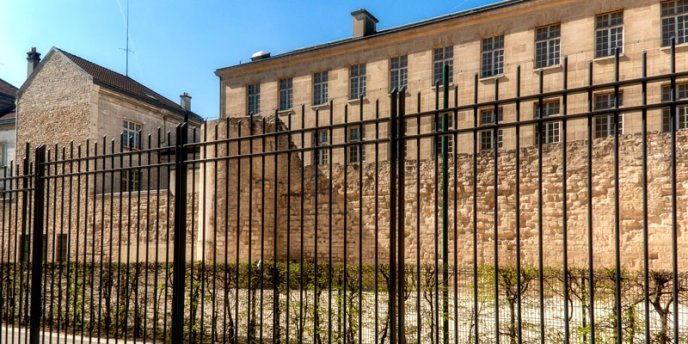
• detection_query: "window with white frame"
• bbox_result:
[313,71,328,106]
[595,11,624,58]
[535,24,561,69]
[347,126,365,164]
[535,100,561,144]
[594,93,624,138]
[314,130,329,165]
[662,83,688,132]
[433,115,454,155]
[122,120,142,149]
[433,47,454,85]
[479,108,504,151]
[390,55,408,91]
[279,78,293,111]
[121,169,141,192]
[247,84,260,115]
[661,0,688,46]
[350,64,366,100]
[481,36,504,78]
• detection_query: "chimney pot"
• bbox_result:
[351,9,378,37]
[26,47,41,78]
[180,92,192,111]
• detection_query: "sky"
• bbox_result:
[0,0,496,120]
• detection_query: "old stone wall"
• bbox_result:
[203,116,688,272]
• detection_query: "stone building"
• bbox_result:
[203,0,688,271]
[0,78,17,171]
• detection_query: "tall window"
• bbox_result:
[313,71,328,105]
[122,169,141,192]
[314,130,329,165]
[535,24,561,68]
[479,108,504,151]
[350,64,366,99]
[662,84,688,132]
[535,100,561,144]
[595,11,624,58]
[662,0,688,46]
[348,126,365,164]
[433,47,454,85]
[594,93,624,138]
[481,36,504,78]
[122,120,142,149]
[56,233,68,263]
[247,84,260,115]
[19,234,47,263]
[390,55,408,91]
[279,78,293,111]
[433,115,454,155]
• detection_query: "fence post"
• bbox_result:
[397,87,407,344]
[29,145,46,344]
[171,123,188,343]
[388,89,398,344]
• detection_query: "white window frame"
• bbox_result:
[347,126,365,164]
[481,36,504,78]
[433,115,454,156]
[350,64,366,100]
[661,0,688,47]
[595,11,624,58]
[121,169,141,192]
[390,55,408,91]
[122,120,142,150]
[313,71,328,106]
[535,100,561,144]
[279,78,293,111]
[479,108,504,151]
[433,47,454,85]
[593,93,624,138]
[662,83,688,131]
[247,83,260,115]
[535,24,561,69]
[314,130,329,165]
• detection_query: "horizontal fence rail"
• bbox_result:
[2,44,688,344]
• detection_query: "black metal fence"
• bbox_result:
[2,44,688,344]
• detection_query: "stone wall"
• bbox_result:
[202,116,688,272]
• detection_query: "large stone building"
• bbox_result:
[0,78,17,170]
[203,0,688,270]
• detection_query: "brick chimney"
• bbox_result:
[26,47,41,77]
[180,92,192,111]
[351,9,378,37]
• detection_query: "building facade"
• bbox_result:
[0,78,17,171]
[216,0,687,164]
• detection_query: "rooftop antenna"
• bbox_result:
[120,0,133,76]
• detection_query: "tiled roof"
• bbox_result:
[57,49,203,122]
[0,78,17,97]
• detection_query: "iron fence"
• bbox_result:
[2,43,688,344]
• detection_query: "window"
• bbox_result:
[390,55,408,91]
[56,233,68,263]
[279,78,293,111]
[479,109,504,151]
[661,0,688,46]
[314,130,329,165]
[481,36,504,78]
[247,84,260,115]
[433,115,454,155]
[594,93,624,138]
[121,169,141,192]
[433,47,454,85]
[535,100,561,144]
[19,234,47,263]
[313,71,328,105]
[122,120,142,149]
[350,64,366,99]
[662,84,688,131]
[535,24,561,69]
[596,11,624,58]
[347,126,365,164]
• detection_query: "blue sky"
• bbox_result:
[0,0,495,119]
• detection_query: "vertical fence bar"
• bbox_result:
[493,76,500,344]
[388,89,398,344]
[29,145,46,344]
[613,48,622,344]
[641,50,650,344]
[537,69,545,343]
[586,60,596,344]
[472,74,479,344]
[398,86,407,344]
[669,37,679,344]
[171,123,188,344]
[515,65,523,344]
[562,56,570,344]
[441,65,450,344]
